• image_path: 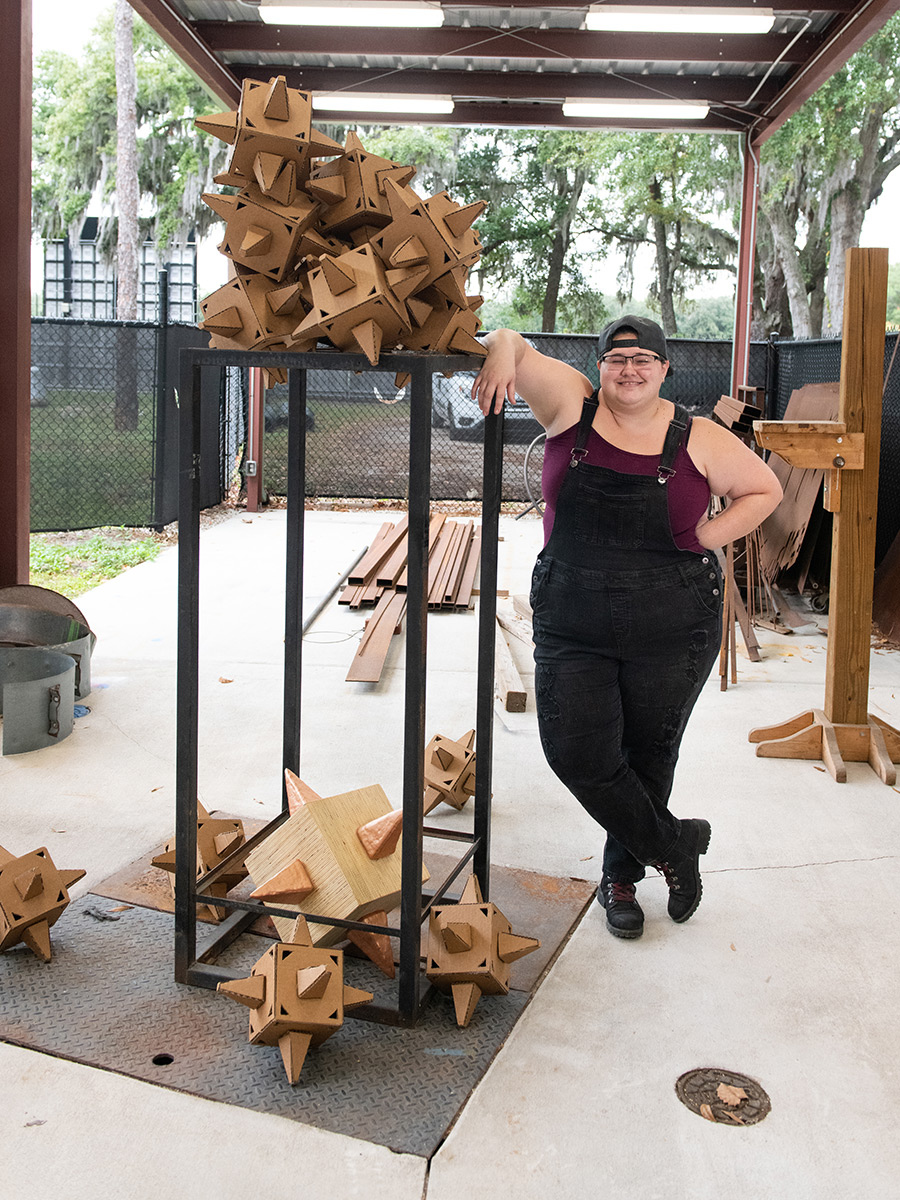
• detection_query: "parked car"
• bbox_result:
[432,340,542,441]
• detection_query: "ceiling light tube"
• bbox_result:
[258,1,444,27]
[312,94,455,114]
[562,99,710,120]
[586,6,775,34]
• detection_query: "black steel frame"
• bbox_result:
[175,346,504,1026]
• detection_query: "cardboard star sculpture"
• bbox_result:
[151,801,247,923]
[196,76,487,373]
[218,914,373,1084]
[0,843,86,962]
[425,875,540,1027]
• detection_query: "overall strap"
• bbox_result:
[657,403,691,484]
[570,389,600,468]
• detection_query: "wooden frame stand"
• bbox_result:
[749,247,900,783]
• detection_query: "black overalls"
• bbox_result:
[530,393,723,882]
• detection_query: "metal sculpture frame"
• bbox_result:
[174,346,503,1026]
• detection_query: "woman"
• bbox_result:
[472,316,782,939]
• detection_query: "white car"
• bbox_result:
[432,340,542,441]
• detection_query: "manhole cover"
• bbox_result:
[675,1067,771,1126]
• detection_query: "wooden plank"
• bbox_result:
[347,517,408,585]
[495,618,527,712]
[824,247,889,726]
[753,421,863,469]
[375,535,408,587]
[427,523,460,606]
[346,590,406,682]
[444,521,473,606]
[455,526,482,609]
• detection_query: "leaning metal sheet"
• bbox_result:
[0,897,533,1157]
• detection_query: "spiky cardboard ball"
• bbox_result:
[196,76,486,383]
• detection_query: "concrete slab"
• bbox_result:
[3,505,900,1197]
[429,856,900,1200]
[0,1041,427,1200]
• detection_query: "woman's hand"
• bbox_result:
[471,330,521,416]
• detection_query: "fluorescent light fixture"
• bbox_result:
[312,94,455,114]
[259,1,444,27]
[586,6,774,34]
[563,99,710,120]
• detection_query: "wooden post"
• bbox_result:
[824,250,887,725]
[748,248,900,784]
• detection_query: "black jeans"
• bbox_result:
[531,552,722,881]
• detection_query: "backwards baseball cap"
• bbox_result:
[597,315,668,362]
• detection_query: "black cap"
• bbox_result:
[597,315,668,362]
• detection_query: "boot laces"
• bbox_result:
[656,863,682,891]
[608,880,637,904]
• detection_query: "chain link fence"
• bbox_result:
[28,318,900,567]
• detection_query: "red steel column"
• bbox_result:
[0,1,32,584]
[730,132,761,399]
[246,366,265,512]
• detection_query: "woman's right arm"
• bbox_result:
[471,329,591,432]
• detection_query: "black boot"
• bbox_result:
[597,876,644,939]
[654,818,711,923]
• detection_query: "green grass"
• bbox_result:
[29,531,163,598]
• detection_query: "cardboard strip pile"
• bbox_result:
[713,386,764,436]
[342,514,482,682]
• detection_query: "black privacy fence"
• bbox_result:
[28,321,900,566]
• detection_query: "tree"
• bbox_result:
[32,6,228,256]
[589,133,740,337]
[114,0,139,321]
[757,13,900,337]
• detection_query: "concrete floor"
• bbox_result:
[3,507,899,1199]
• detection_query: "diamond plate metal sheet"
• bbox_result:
[0,897,530,1157]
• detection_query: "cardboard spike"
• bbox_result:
[461,730,476,752]
[201,192,239,222]
[196,800,212,820]
[296,964,331,1000]
[449,327,486,357]
[344,130,366,152]
[459,874,483,905]
[347,911,395,978]
[394,372,411,390]
[21,921,52,963]
[407,296,433,327]
[321,256,357,294]
[250,858,314,903]
[351,319,382,365]
[342,984,375,1010]
[14,869,44,901]
[497,932,541,964]
[433,745,454,770]
[432,268,469,309]
[214,830,242,857]
[356,809,403,860]
[452,981,482,1027]
[195,110,238,144]
[468,294,484,311]
[386,264,429,301]
[217,974,267,1009]
[264,75,291,121]
[267,159,298,207]
[201,306,243,336]
[150,846,177,872]
[389,235,428,268]
[240,226,273,257]
[57,868,87,890]
[278,1030,312,1085]
[284,769,323,812]
[377,163,416,193]
[267,281,303,316]
[307,174,347,205]
[287,914,314,946]
[0,844,14,868]
[441,921,473,953]
[443,200,487,239]
[253,150,286,194]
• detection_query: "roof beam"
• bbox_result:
[752,0,900,144]
[128,0,241,106]
[199,21,816,64]
[299,99,754,132]
[234,63,779,106]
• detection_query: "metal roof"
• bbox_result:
[130,0,900,143]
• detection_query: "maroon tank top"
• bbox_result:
[542,422,710,553]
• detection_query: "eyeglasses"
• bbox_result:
[600,354,664,369]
